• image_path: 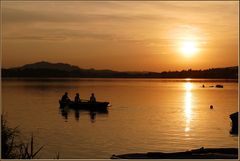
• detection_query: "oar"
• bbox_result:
[80,99,90,102]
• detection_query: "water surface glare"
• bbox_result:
[2,78,238,159]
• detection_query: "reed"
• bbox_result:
[1,115,44,159]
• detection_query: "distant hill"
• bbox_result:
[19,61,81,72]
[1,61,238,79]
[2,61,123,78]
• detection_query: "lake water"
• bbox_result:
[2,78,238,159]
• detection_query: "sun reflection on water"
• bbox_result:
[184,82,192,135]
[185,82,192,91]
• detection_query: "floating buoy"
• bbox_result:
[210,105,213,109]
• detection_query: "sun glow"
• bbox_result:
[180,41,198,56]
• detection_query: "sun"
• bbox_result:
[180,41,198,56]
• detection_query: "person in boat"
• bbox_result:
[90,93,96,103]
[61,92,70,102]
[74,93,81,103]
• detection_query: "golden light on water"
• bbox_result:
[184,82,192,135]
[185,92,192,127]
[185,82,192,91]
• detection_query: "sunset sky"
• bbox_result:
[2,1,238,72]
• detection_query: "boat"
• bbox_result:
[59,100,109,111]
[216,85,224,88]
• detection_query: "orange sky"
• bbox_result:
[2,1,238,72]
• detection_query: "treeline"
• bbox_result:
[1,68,131,78]
[146,67,238,79]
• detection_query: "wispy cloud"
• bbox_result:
[3,1,237,41]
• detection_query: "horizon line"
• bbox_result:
[2,60,238,73]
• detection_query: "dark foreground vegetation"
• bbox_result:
[111,147,238,159]
[230,112,238,135]
[1,115,44,159]
[2,61,238,79]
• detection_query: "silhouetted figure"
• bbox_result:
[202,84,205,88]
[90,93,96,103]
[210,105,213,109]
[61,92,70,102]
[74,93,81,103]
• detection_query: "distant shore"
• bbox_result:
[2,61,238,79]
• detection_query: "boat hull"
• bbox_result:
[59,100,109,111]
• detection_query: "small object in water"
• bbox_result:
[216,85,224,88]
[202,84,205,88]
[210,105,213,109]
[209,86,214,88]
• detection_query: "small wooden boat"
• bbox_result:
[59,100,109,111]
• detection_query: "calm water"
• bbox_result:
[2,78,238,159]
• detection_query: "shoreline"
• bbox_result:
[111,147,238,159]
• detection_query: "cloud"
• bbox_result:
[2,2,238,45]
[4,35,67,41]
[3,6,179,25]
[3,32,119,42]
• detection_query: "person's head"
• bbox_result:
[76,93,79,96]
[91,93,94,96]
[65,92,68,96]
